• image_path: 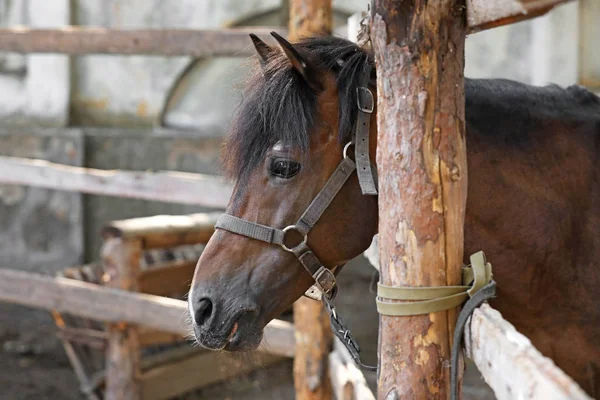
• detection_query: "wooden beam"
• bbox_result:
[370,0,467,398]
[0,26,288,57]
[59,338,102,400]
[0,268,295,358]
[137,261,196,297]
[56,327,108,350]
[102,213,220,250]
[137,328,187,348]
[102,237,142,400]
[465,304,592,400]
[0,156,232,209]
[289,1,334,400]
[467,0,573,33]
[140,348,285,400]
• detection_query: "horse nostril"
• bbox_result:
[195,298,213,327]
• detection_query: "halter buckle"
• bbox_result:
[281,225,308,253]
[357,87,374,113]
[313,266,337,299]
[343,142,354,160]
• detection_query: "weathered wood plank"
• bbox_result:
[137,328,187,348]
[467,0,573,33]
[370,0,468,398]
[102,213,220,250]
[141,349,284,400]
[0,27,287,57]
[0,267,295,358]
[465,304,592,400]
[137,260,196,297]
[0,156,233,208]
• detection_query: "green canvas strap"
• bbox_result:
[376,251,493,316]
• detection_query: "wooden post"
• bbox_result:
[102,237,142,400]
[370,1,467,399]
[579,0,600,91]
[289,0,332,40]
[289,1,333,399]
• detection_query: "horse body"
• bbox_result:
[189,34,600,396]
[463,78,600,393]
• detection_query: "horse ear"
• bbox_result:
[270,31,323,92]
[249,33,272,68]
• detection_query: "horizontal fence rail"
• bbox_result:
[467,0,573,33]
[466,304,591,399]
[0,156,233,209]
[0,26,287,57]
[0,268,295,358]
[0,2,572,57]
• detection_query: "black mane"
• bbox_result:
[222,35,374,180]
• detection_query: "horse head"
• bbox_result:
[188,33,378,352]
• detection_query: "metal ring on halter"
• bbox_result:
[281,225,308,252]
[343,142,354,160]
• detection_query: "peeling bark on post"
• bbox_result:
[289,1,333,399]
[102,237,142,400]
[370,1,467,399]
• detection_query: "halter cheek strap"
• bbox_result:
[355,86,378,195]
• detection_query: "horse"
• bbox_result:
[188,32,600,396]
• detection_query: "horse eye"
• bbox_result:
[269,158,301,179]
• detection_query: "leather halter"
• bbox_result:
[214,86,377,368]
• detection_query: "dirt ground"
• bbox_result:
[0,306,81,400]
[0,257,495,400]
